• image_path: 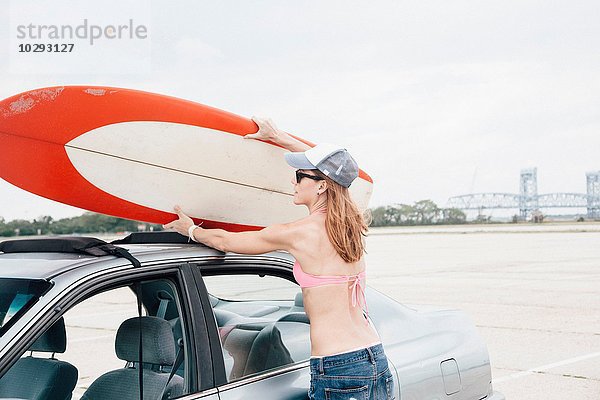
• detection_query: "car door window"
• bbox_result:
[0,278,52,336]
[202,271,310,383]
[0,276,190,400]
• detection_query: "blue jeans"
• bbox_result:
[309,343,395,400]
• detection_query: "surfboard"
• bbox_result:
[0,86,373,231]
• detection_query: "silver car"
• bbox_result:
[0,232,504,400]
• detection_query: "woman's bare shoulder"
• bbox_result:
[283,215,325,250]
[285,215,322,236]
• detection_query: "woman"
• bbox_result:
[164,117,395,399]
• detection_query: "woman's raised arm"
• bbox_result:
[245,116,311,152]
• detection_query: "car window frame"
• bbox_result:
[0,262,212,397]
[189,256,312,389]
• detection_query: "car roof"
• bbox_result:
[0,232,294,279]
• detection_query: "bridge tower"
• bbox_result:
[519,168,538,220]
[587,171,600,219]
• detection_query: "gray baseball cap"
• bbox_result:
[284,143,359,188]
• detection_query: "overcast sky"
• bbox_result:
[1,0,599,221]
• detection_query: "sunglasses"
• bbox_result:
[295,170,324,184]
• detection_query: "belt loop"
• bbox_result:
[319,357,324,375]
[366,346,375,365]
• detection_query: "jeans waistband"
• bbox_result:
[309,342,386,370]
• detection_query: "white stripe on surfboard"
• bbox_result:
[67,121,295,193]
[65,144,294,197]
[65,121,372,226]
[67,147,306,225]
[66,121,371,203]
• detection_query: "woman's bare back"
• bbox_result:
[290,214,381,357]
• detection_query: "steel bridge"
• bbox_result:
[446,169,600,220]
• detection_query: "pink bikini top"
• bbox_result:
[293,260,370,325]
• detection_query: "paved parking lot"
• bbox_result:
[365,224,600,400]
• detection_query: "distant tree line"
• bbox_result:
[1,200,467,237]
[369,200,467,226]
[0,213,163,237]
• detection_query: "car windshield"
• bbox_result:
[0,278,52,337]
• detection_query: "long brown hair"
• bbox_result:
[314,170,371,263]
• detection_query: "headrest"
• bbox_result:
[294,292,304,307]
[277,312,310,324]
[30,317,67,353]
[208,293,219,308]
[115,316,175,366]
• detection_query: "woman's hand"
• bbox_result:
[244,116,310,152]
[244,116,282,142]
[162,205,194,237]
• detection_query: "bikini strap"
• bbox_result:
[349,275,370,326]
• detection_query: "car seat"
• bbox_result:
[81,316,183,400]
[222,322,293,380]
[0,317,78,400]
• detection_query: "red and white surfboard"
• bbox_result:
[0,86,373,231]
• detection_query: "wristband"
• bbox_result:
[187,222,204,243]
[188,224,199,243]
